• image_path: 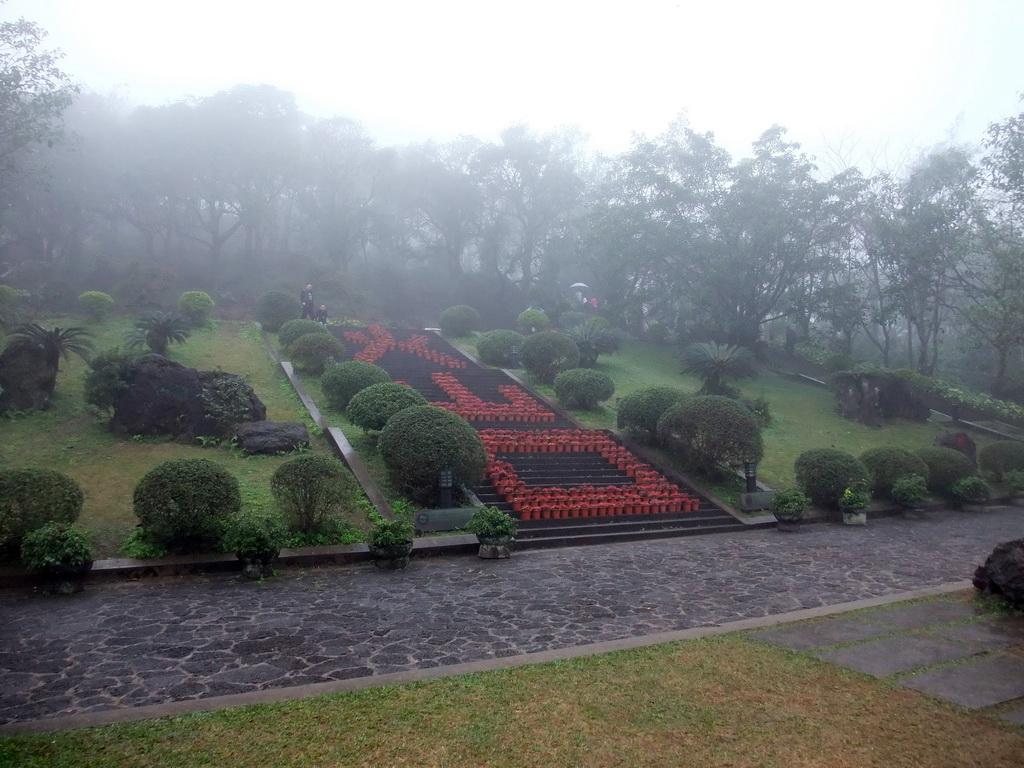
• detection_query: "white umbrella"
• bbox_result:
[569,282,589,290]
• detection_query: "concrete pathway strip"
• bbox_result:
[812,633,987,676]
[897,655,1024,709]
[748,616,894,651]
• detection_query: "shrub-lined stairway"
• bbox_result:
[337,326,760,547]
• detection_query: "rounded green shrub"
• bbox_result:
[287,333,345,375]
[82,347,135,413]
[978,441,1024,481]
[439,305,480,337]
[950,475,991,505]
[794,449,871,509]
[255,290,301,332]
[21,521,93,569]
[270,454,359,535]
[553,368,615,409]
[132,458,241,553]
[559,310,587,329]
[78,291,113,321]
[378,405,488,506]
[321,361,391,411]
[519,330,580,384]
[915,447,978,497]
[347,382,428,432]
[476,329,525,367]
[656,395,763,473]
[177,291,215,326]
[859,447,930,500]
[616,386,689,443]
[517,308,549,333]
[0,468,84,556]
[278,319,329,349]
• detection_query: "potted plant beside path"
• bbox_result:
[368,516,415,570]
[21,522,94,595]
[466,505,518,559]
[222,511,288,580]
[891,474,928,516]
[769,487,808,533]
[838,484,870,526]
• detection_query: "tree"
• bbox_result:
[680,342,756,397]
[0,9,77,171]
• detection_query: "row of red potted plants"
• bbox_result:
[344,325,466,368]
[429,373,555,422]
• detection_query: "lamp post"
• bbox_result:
[439,469,454,508]
[510,344,519,369]
[743,461,758,493]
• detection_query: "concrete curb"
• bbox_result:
[0,580,973,734]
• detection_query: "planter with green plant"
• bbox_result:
[838,485,870,525]
[1003,469,1024,502]
[949,476,991,510]
[368,516,415,570]
[20,522,94,594]
[222,512,289,579]
[465,505,518,558]
[891,474,929,513]
[768,487,808,532]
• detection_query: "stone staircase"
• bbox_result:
[337,327,762,547]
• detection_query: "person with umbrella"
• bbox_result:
[570,282,589,306]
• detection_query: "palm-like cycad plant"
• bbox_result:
[124,311,191,356]
[681,342,756,397]
[8,324,95,372]
[566,323,621,367]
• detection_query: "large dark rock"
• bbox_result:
[0,341,56,412]
[934,431,977,463]
[233,421,310,455]
[111,354,266,441]
[831,371,930,426]
[973,538,1024,609]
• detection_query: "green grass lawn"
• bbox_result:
[1,318,334,558]
[1,622,1021,768]
[468,339,997,490]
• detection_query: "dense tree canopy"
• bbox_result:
[1,12,1023,400]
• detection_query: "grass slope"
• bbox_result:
[1,631,1020,767]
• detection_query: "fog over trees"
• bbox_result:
[2,13,1023,399]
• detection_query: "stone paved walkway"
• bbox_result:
[1,506,1021,726]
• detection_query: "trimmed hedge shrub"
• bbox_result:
[82,347,135,413]
[0,468,84,556]
[78,291,113,321]
[270,454,359,534]
[553,368,615,409]
[859,447,930,500]
[950,475,991,505]
[178,291,215,326]
[915,447,978,497]
[978,441,1024,481]
[278,319,329,349]
[347,382,428,432]
[476,329,525,367]
[794,449,871,509]
[132,458,241,553]
[255,290,301,332]
[656,395,763,473]
[287,333,345,375]
[616,386,689,443]
[439,305,480,337]
[321,361,391,411]
[517,309,549,333]
[520,331,580,384]
[559,310,587,329]
[378,405,488,506]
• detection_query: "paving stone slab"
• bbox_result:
[864,600,984,629]
[748,617,894,651]
[932,617,1024,650]
[813,634,986,676]
[898,655,1024,708]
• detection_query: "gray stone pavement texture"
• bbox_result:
[751,592,1024,722]
[1,505,1022,727]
